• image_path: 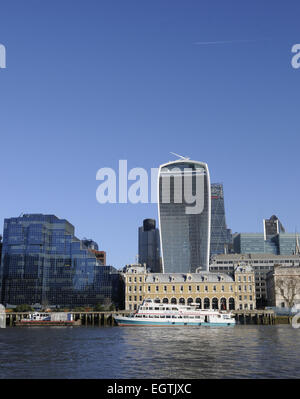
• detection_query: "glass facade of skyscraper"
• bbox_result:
[210,183,232,255]
[138,219,161,273]
[233,232,298,256]
[158,160,211,273]
[0,214,121,307]
[263,215,285,238]
[277,233,299,255]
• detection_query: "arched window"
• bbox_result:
[162,298,168,304]
[171,298,177,304]
[195,298,201,308]
[187,297,193,305]
[220,297,227,310]
[212,297,218,309]
[204,298,210,309]
[154,298,160,304]
[179,298,185,305]
[229,298,235,310]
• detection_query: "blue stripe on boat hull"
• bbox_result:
[114,318,234,327]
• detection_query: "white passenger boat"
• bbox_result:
[113,299,236,326]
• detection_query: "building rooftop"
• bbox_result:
[145,272,234,283]
[210,253,300,261]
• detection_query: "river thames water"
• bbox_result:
[0,325,299,379]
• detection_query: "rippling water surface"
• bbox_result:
[0,325,299,378]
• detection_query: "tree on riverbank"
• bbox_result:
[275,276,300,308]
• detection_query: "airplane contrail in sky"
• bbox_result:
[194,39,269,45]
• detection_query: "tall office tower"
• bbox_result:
[0,214,120,307]
[0,235,2,269]
[263,215,285,238]
[210,183,232,255]
[138,219,161,273]
[158,159,211,273]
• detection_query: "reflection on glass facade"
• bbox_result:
[158,160,211,273]
[233,232,299,256]
[277,233,300,255]
[210,183,232,255]
[0,214,120,307]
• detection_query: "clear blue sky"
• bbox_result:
[0,1,299,269]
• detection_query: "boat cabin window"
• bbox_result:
[160,315,165,318]
[172,307,178,311]
[148,307,153,310]
[166,315,171,318]
[154,307,159,310]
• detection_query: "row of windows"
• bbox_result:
[238,295,253,301]
[128,296,234,307]
[128,277,144,283]
[215,260,296,265]
[238,285,253,292]
[237,276,252,282]
[127,284,237,293]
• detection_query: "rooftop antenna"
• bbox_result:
[170,152,190,160]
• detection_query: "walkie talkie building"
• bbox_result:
[158,159,211,273]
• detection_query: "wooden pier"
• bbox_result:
[232,309,276,325]
[5,311,131,327]
[5,309,291,327]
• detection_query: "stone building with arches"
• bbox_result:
[122,264,255,311]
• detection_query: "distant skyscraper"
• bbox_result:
[0,235,2,273]
[210,183,232,255]
[158,159,211,273]
[263,215,285,239]
[138,219,161,272]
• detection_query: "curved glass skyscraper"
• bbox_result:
[158,159,211,273]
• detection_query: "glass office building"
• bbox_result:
[0,214,121,307]
[210,183,232,255]
[233,232,299,256]
[277,233,300,255]
[138,219,161,273]
[263,215,285,238]
[158,160,211,273]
